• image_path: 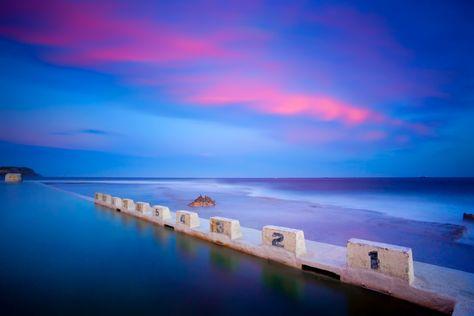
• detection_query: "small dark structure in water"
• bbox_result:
[463,213,474,221]
[188,195,216,207]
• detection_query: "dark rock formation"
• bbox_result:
[0,166,40,177]
[463,213,474,221]
[188,195,216,207]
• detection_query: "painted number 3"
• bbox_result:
[271,232,284,247]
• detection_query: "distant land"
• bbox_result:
[0,166,40,177]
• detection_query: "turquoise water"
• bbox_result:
[0,182,441,315]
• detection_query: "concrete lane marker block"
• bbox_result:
[262,225,307,256]
[135,202,151,214]
[122,199,135,212]
[112,197,123,210]
[94,192,103,204]
[175,210,199,228]
[347,238,414,284]
[210,216,242,240]
[102,194,112,207]
[5,173,22,183]
[152,205,171,220]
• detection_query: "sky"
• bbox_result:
[0,0,473,177]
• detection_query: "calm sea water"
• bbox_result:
[0,182,442,315]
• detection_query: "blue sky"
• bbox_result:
[0,0,473,177]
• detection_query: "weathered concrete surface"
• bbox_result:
[262,225,306,256]
[5,173,22,183]
[152,205,171,224]
[210,216,242,240]
[175,210,200,229]
[112,197,123,209]
[94,192,103,203]
[102,194,113,207]
[94,193,474,315]
[122,198,135,212]
[135,201,151,215]
[347,238,414,284]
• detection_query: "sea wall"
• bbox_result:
[93,192,473,315]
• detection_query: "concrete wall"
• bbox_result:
[262,225,306,256]
[210,216,242,240]
[176,210,199,228]
[122,198,135,212]
[5,173,22,183]
[112,197,123,209]
[347,238,414,284]
[152,205,171,221]
[135,202,151,214]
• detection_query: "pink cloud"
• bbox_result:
[0,0,435,141]
[182,78,379,124]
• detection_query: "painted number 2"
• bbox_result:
[271,232,284,248]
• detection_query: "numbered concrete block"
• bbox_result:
[112,197,123,210]
[122,199,135,212]
[94,192,103,204]
[210,216,242,240]
[347,238,414,284]
[5,173,22,183]
[262,225,306,256]
[135,202,151,214]
[102,194,112,207]
[176,210,199,228]
[152,205,171,220]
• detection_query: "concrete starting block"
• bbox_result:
[5,173,22,183]
[112,197,123,210]
[210,216,242,240]
[347,238,414,284]
[122,199,135,212]
[94,192,103,204]
[176,210,199,228]
[135,202,151,214]
[152,205,171,221]
[262,225,306,256]
[102,194,112,207]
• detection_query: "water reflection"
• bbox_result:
[262,263,304,300]
[209,247,240,272]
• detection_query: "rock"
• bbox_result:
[463,213,474,221]
[188,195,216,207]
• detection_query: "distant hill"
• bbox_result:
[0,166,40,177]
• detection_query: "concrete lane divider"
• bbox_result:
[152,205,171,222]
[262,225,307,256]
[210,216,242,240]
[112,197,123,211]
[346,238,414,284]
[102,194,112,207]
[136,202,151,215]
[175,210,200,229]
[94,192,103,204]
[122,198,135,212]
